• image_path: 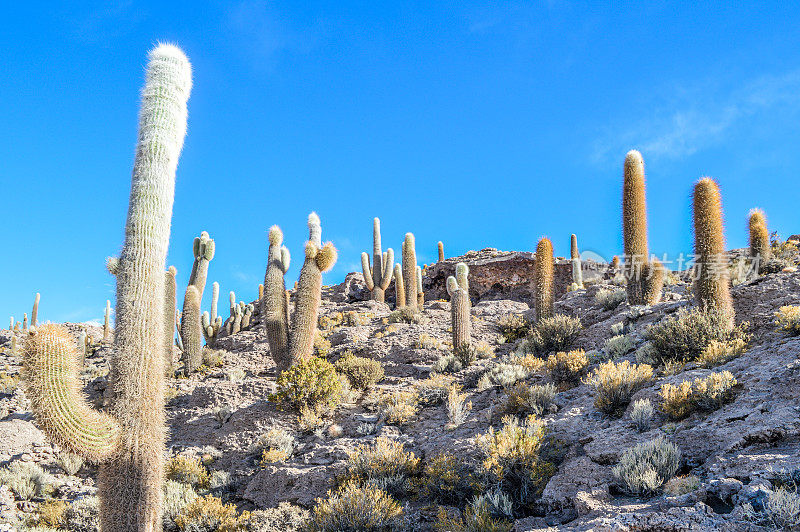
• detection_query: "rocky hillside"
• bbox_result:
[2,248,800,531]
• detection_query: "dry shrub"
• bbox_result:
[585,360,653,417]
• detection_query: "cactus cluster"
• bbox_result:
[361,218,394,303]
[622,150,663,305]
[447,263,471,350]
[263,213,337,372]
[534,237,554,321]
[225,290,254,335]
[22,44,192,532]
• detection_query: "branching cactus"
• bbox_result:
[534,237,554,321]
[263,225,292,371]
[447,263,471,351]
[622,150,662,305]
[264,214,337,370]
[402,233,418,310]
[748,208,771,266]
[361,218,394,303]
[393,263,405,308]
[693,177,734,322]
[416,265,424,306]
[22,44,191,532]
[438,241,444,262]
[31,293,40,328]
[164,266,177,374]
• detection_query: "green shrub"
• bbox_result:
[434,495,514,532]
[644,307,749,365]
[602,334,636,360]
[256,428,295,464]
[546,350,588,384]
[585,360,653,417]
[775,306,800,336]
[742,485,800,529]
[307,483,402,532]
[417,452,473,504]
[497,314,529,343]
[502,383,556,417]
[270,357,342,412]
[612,437,680,496]
[378,390,419,426]
[335,352,384,389]
[660,371,737,420]
[388,307,418,324]
[163,480,198,529]
[415,374,453,406]
[524,315,582,355]
[166,455,211,489]
[484,363,531,388]
[340,437,419,498]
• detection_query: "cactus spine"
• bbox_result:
[622,150,662,305]
[438,241,444,262]
[402,233,418,309]
[534,237,554,321]
[393,264,405,308]
[31,293,40,328]
[22,44,191,532]
[361,218,394,303]
[103,300,111,342]
[693,177,734,322]
[447,263,471,350]
[416,266,424,306]
[748,209,771,266]
[264,214,336,370]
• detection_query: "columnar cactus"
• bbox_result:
[181,286,203,373]
[361,218,394,303]
[402,233,418,310]
[570,234,579,260]
[103,300,111,342]
[31,293,40,328]
[22,44,191,532]
[534,237,554,321]
[263,214,337,370]
[438,241,444,262]
[263,226,292,371]
[447,263,471,350]
[202,281,222,346]
[164,266,177,374]
[393,264,405,308]
[622,150,662,305]
[188,231,215,299]
[570,234,583,289]
[748,209,771,266]
[693,177,734,322]
[258,283,264,300]
[416,266,424,306]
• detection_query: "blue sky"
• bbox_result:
[3,1,800,324]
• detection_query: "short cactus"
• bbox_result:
[393,263,405,308]
[361,218,394,303]
[438,241,444,262]
[22,44,191,532]
[447,263,471,350]
[748,208,771,266]
[693,177,734,322]
[402,233,418,309]
[263,213,337,370]
[416,265,424,306]
[31,293,40,328]
[534,237,554,321]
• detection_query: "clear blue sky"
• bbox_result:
[3,2,799,325]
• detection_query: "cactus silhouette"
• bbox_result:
[534,237,554,321]
[748,208,771,267]
[447,263,471,350]
[693,177,734,322]
[361,218,394,303]
[402,233,418,309]
[21,44,191,532]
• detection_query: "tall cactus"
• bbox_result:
[263,225,292,372]
[361,218,394,303]
[416,266,424,306]
[264,214,337,370]
[570,234,583,289]
[164,266,177,374]
[181,286,202,373]
[22,44,191,532]
[748,208,771,266]
[534,237,554,321]
[402,233,418,310]
[622,150,662,305]
[31,293,40,328]
[187,231,215,299]
[438,241,444,262]
[447,263,471,350]
[693,177,734,322]
[393,263,405,308]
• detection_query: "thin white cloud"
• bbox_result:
[592,70,800,162]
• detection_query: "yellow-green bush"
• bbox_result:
[523,315,582,355]
[660,371,737,420]
[585,360,653,417]
[775,306,800,336]
[546,349,588,384]
[166,455,211,489]
[307,483,402,532]
[415,373,453,406]
[696,338,747,368]
[174,495,250,531]
[498,314,529,343]
[501,383,556,417]
[434,501,513,532]
[334,352,384,389]
[377,390,419,426]
[35,499,68,528]
[270,357,342,412]
[340,437,419,497]
[417,452,473,504]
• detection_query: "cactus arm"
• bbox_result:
[455,263,469,292]
[379,248,394,291]
[210,281,219,322]
[361,252,376,291]
[281,246,291,272]
[264,225,291,372]
[308,212,322,247]
[187,231,214,299]
[23,325,121,462]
